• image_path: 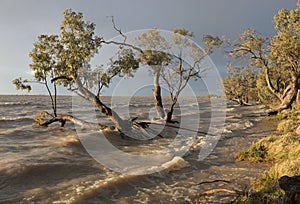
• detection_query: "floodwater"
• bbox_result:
[0,95,270,203]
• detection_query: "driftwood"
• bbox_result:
[194,179,241,203]
[200,188,238,196]
[279,175,300,204]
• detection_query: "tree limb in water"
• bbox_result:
[34,111,109,130]
[198,180,230,185]
[200,188,238,196]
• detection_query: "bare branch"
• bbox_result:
[107,16,127,43]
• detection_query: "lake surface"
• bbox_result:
[0,95,267,203]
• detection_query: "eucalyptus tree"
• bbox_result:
[227,0,300,114]
[135,28,221,122]
[13,34,60,117]
[13,9,151,139]
[222,64,258,105]
[161,29,221,122]
[135,28,170,119]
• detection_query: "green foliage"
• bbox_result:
[110,48,139,77]
[269,7,300,78]
[202,35,222,54]
[138,49,170,66]
[26,8,141,98]
[223,64,258,105]
[235,143,268,162]
[135,28,170,66]
[12,77,31,92]
[270,110,299,121]
[227,2,300,111]
[26,9,103,89]
[29,34,59,82]
[172,28,193,37]
[250,172,284,202]
[58,9,102,77]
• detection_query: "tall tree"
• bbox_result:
[135,28,221,122]
[135,28,170,119]
[13,35,60,117]
[162,29,203,122]
[161,29,221,122]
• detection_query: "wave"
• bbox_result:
[0,116,33,122]
[0,102,32,106]
[224,119,255,133]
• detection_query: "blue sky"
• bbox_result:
[0,0,297,95]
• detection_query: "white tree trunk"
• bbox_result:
[152,66,165,119]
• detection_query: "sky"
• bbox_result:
[0,0,297,95]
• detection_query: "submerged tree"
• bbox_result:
[12,35,60,117]
[164,30,222,122]
[135,28,170,119]
[226,1,300,113]
[161,29,215,122]
[135,28,221,122]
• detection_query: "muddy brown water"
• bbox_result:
[0,95,274,203]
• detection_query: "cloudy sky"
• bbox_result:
[0,0,297,95]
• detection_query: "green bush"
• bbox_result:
[235,143,268,162]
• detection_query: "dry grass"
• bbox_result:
[235,111,300,203]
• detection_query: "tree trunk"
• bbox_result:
[152,67,165,119]
[232,98,244,105]
[94,97,132,131]
[53,83,57,117]
[268,80,298,115]
[50,75,158,140]
[294,86,300,110]
[166,101,176,123]
[72,75,132,132]
[263,65,283,102]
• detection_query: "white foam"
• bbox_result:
[162,156,189,171]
